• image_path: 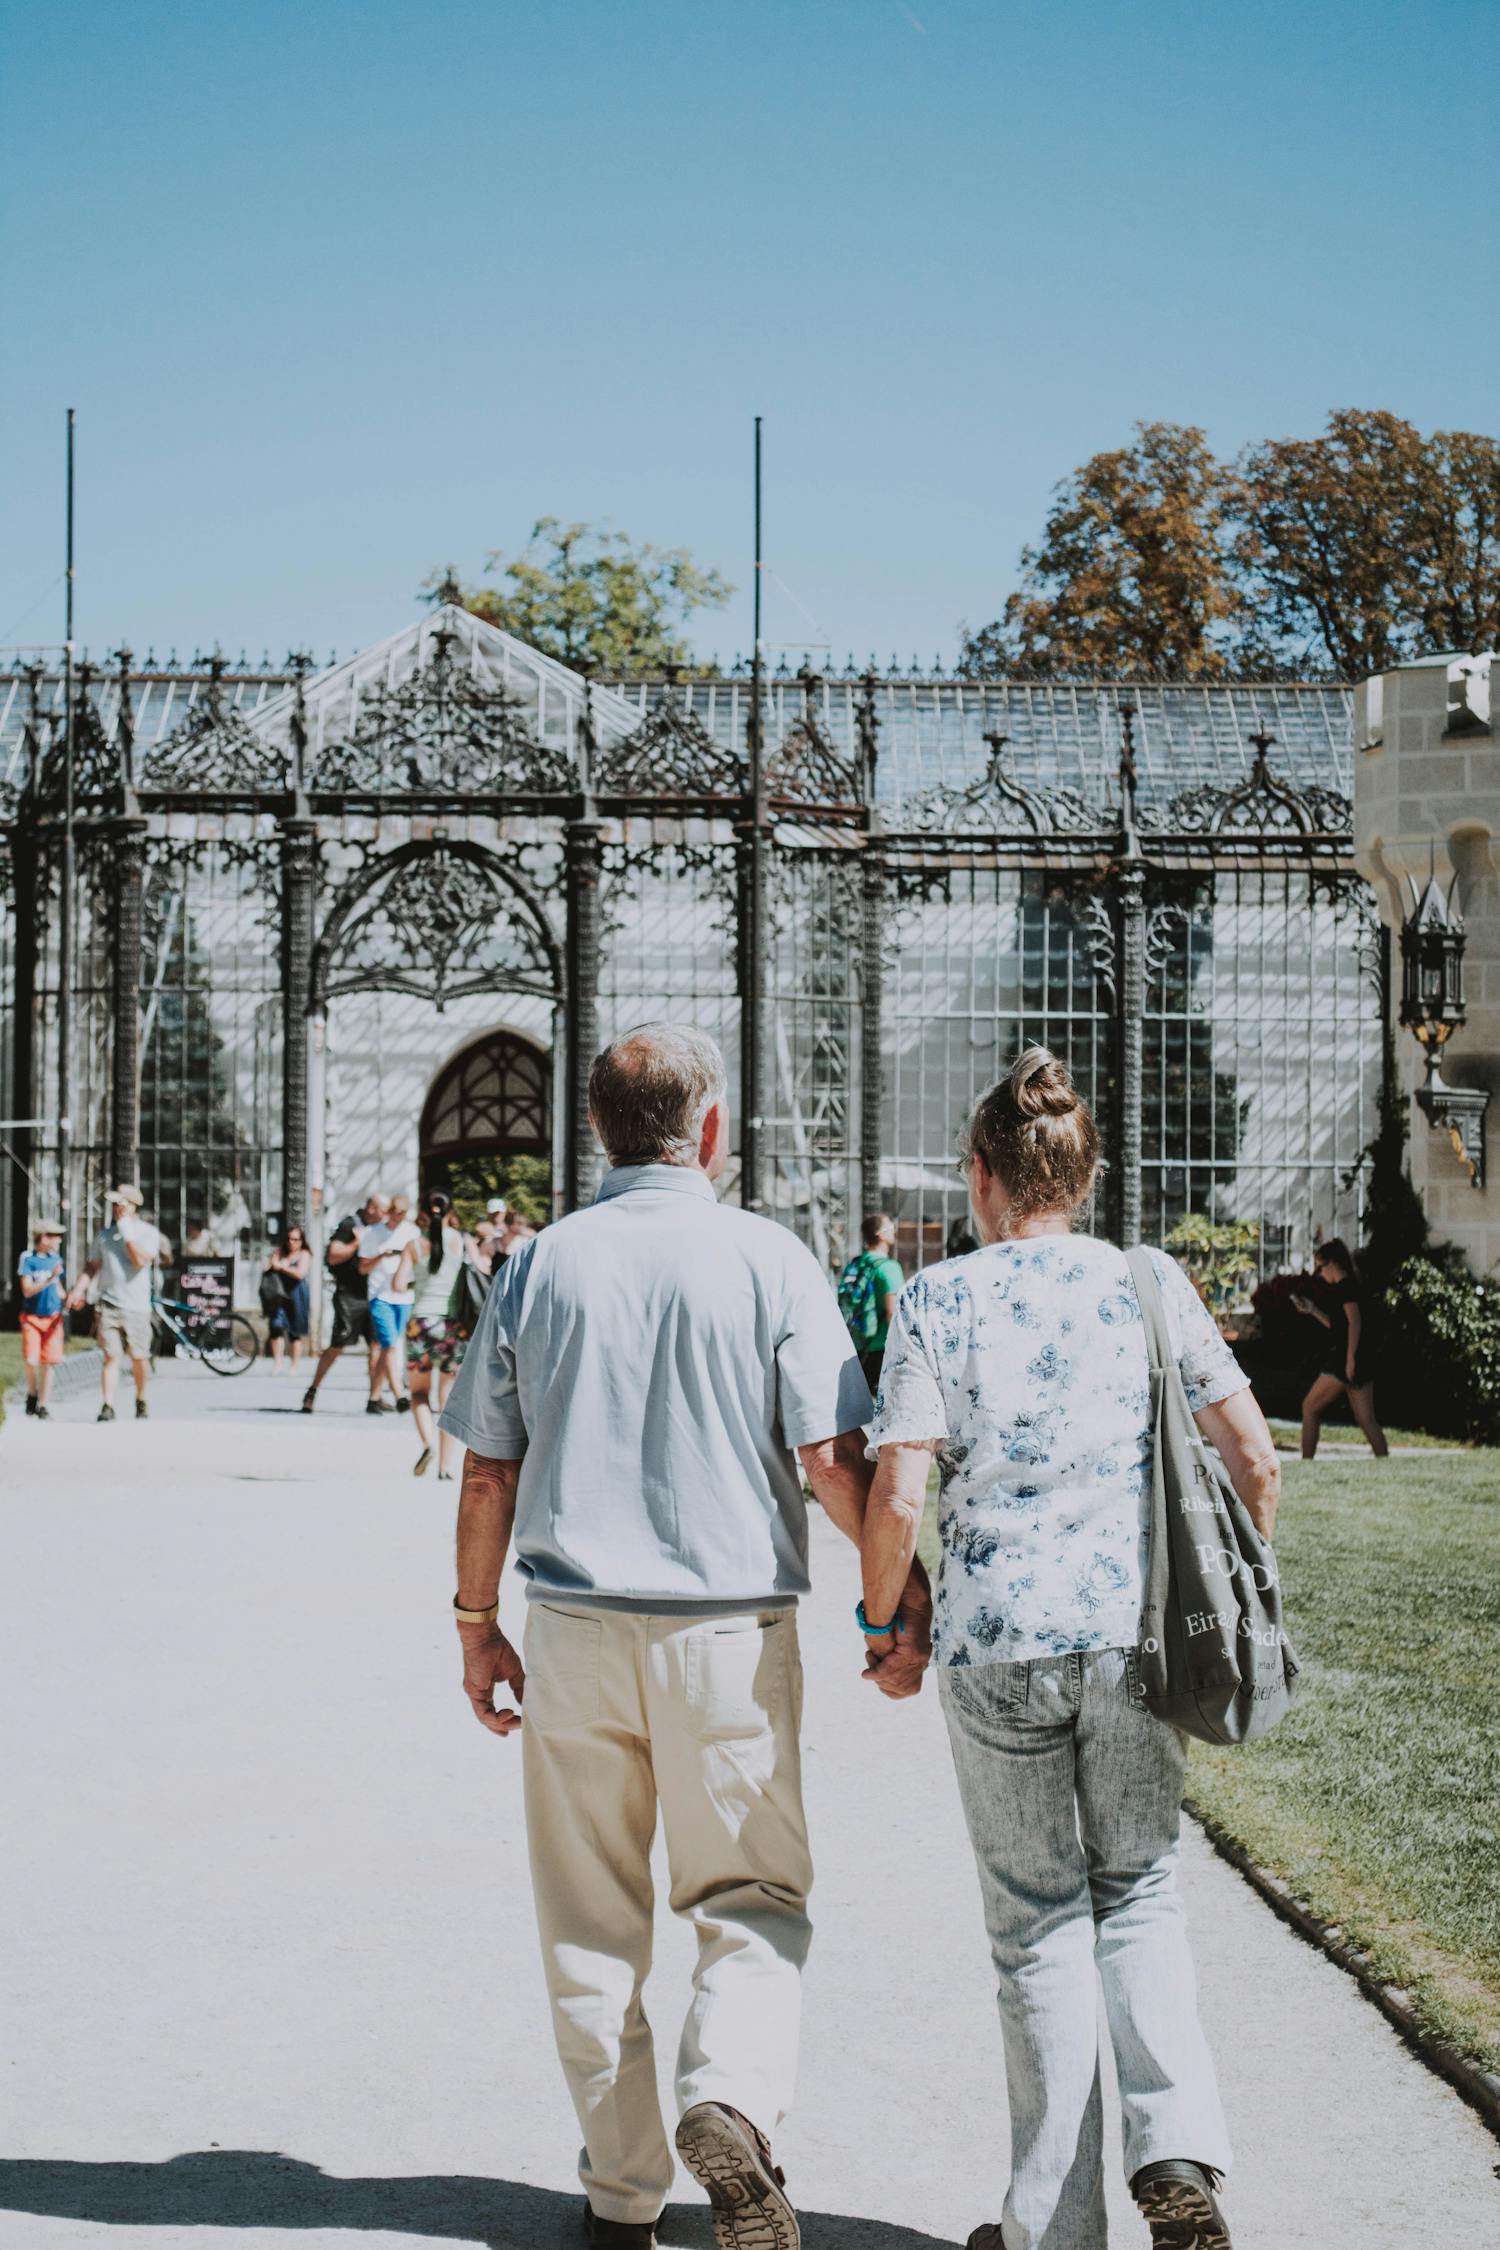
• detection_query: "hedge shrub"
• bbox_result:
[1379,1254,1500,1443]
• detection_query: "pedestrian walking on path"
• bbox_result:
[16,1218,66,1420]
[360,1194,419,1416]
[302,1192,386,1413]
[835,1211,905,1396]
[406,1191,467,1479]
[440,1022,930,2250]
[1292,1237,1389,1460]
[66,1185,169,1423]
[861,1047,1284,2250]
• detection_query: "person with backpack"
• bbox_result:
[301,1191,388,1412]
[836,1212,905,1394]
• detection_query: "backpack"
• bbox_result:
[447,1257,490,1339]
[837,1252,882,1350]
[327,1216,365,1295]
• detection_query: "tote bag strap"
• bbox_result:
[1126,1243,1173,1376]
[1126,1245,1175,1671]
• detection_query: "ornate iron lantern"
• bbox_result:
[1399,869,1488,1188]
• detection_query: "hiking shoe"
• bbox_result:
[584,2205,658,2249]
[413,1445,432,1477]
[675,2103,798,2250]
[97,1404,115,1423]
[135,1399,149,1420]
[1132,2160,1232,2249]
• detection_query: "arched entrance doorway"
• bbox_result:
[418,1028,552,1223]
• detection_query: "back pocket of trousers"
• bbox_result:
[525,1606,602,1729]
[685,1616,787,1743]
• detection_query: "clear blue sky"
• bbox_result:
[5,0,1497,670]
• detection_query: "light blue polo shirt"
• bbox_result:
[440,1163,872,1614]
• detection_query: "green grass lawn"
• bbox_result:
[1265,1418,1467,1452]
[918,1452,1500,2072]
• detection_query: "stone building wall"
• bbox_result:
[1353,652,1500,1274]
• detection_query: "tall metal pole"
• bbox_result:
[58,408,77,1266]
[857,675,885,1225]
[564,679,603,1212]
[739,416,769,1210]
[1115,699,1145,1248]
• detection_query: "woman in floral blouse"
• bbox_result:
[860,1048,1280,2250]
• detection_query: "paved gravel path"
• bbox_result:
[3,1361,1497,2248]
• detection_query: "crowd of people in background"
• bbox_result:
[293,1187,538,1475]
[12,1167,1387,1468]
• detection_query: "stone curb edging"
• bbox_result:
[1186,1799,1500,2144]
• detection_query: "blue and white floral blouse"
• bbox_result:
[867,1237,1248,1668]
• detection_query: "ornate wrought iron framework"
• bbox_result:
[0,609,1378,1295]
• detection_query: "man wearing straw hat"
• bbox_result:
[68,1184,167,1423]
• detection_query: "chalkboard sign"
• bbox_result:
[173,1256,235,1342]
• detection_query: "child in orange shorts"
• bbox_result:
[17,1220,66,1420]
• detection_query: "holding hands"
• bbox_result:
[862,1604,933,1699]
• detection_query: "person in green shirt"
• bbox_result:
[836,1211,905,1394]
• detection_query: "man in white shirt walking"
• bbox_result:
[67,1185,169,1423]
[440,1024,930,2250]
[358,1192,419,1415]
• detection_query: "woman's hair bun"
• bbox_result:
[1009,1045,1078,1120]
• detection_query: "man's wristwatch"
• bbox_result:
[453,1596,499,1624]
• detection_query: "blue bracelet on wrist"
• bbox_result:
[856,1599,901,1638]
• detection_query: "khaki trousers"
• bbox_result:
[521,1600,812,2226]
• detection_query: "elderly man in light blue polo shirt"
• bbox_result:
[441,1022,930,2250]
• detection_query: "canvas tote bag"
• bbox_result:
[1126,1246,1299,1746]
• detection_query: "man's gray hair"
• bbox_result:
[588,1023,728,1167]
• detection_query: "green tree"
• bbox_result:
[964,409,1500,680]
[426,518,733,673]
[1233,409,1436,675]
[1356,1019,1431,1296]
[960,423,1251,678]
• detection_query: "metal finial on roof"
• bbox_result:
[113,646,136,790]
[1118,696,1140,839]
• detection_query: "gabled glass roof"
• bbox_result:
[0,604,1353,814]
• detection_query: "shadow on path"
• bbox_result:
[0,2151,964,2248]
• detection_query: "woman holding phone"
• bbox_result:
[1291,1238,1388,1459]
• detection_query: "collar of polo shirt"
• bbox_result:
[596,1163,718,1203]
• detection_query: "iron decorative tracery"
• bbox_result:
[766,673,862,804]
[1139,729,1351,837]
[595,689,742,796]
[311,627,569,795]
[313,840,562,1013]
[141,655,288,792]
[36,663,127,810]
[905,731,1102,836]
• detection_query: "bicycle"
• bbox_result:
[150,1291,260,1377]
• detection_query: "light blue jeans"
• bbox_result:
[939,1646,1230,2250]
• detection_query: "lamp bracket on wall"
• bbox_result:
[1414,1077,1490,1190]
